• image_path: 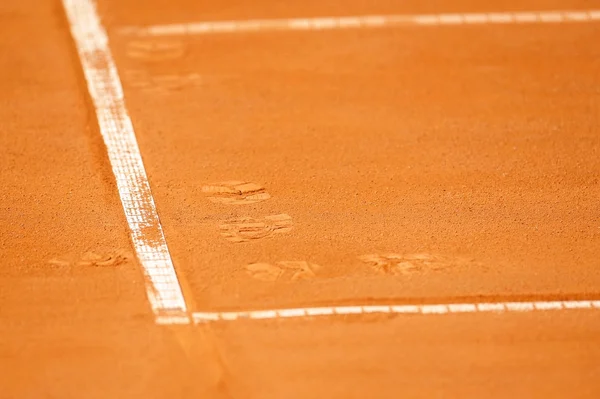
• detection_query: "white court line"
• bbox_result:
[192,300,600,323]
[119,9,600,37]
[62,0,188,322]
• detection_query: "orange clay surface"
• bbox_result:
[1,0,600,397]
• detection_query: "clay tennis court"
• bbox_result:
[1,0,600,397]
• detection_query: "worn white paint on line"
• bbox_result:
[62,0,188,321]
[156,313,192,325]
[192,299,600,323]
[119,9,600,37]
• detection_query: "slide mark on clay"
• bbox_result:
[246,261,320,281]
[48,250,132,267]
[124,70,203,93]
[202,181,271,205]
[126,39,186,62]
[358,253,473,276]
[219,214,293,243]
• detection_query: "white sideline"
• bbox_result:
[62,0,188,320]
[118,10,600,37]
[192,300,600,323]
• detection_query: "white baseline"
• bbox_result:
[62,0,188,323]
[119,9,600,37]
[193,299,600,323]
